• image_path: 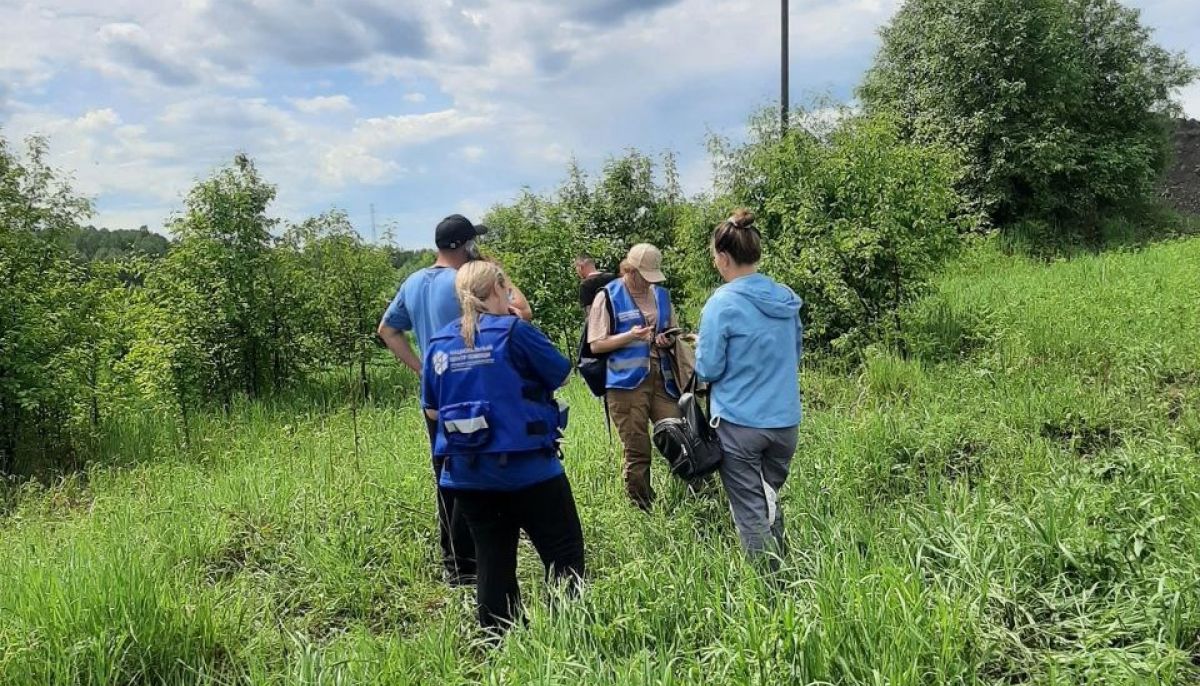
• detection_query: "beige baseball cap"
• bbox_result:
[626,243,666,283]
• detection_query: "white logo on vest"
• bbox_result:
[447,345,495,372]
[432,351,449,375]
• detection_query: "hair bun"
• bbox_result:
[727,208,755,230]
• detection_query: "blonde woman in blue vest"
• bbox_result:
[423,261,584,632]
[586,243,681,510]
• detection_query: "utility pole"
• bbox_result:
[369,203,377,243]
[781,0,789,135]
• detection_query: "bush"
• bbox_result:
[0,136,101,471]
[860,0,1197,237]
[484,152,689,346]
[683,111,964,354]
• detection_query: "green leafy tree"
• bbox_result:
[680,111,963,354]
[284,209,396,399]
[484,151,689,346]
[387,247,435,278]
[485,192,584,347]
[0,135,94,470]
[155,154,281,408]
[859,0,1197,236]
[62,260,130,443]
[133,244,223,445]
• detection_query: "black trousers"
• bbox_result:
[449,474,586,630]
[427,416,476,581]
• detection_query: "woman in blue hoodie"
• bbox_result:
[694,209,803,566]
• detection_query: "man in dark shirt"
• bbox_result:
[575,253,616,315]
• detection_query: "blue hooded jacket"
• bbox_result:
[695,273,803,429]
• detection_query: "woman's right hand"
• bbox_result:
[627,325,653,345]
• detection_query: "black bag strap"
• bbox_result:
[684,366,698,395]
[603,393,612,443]
[580,289,618,360]
[603,288,616,347]
[575,318,588,365]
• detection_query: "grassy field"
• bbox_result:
[2,237,1199,685]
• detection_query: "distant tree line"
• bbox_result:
[60,225,171,262]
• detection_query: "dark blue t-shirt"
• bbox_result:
[422,315,572,491]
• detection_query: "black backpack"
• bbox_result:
[652,375,724,480]
[576,293,616,398]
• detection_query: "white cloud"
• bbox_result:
[316,108,493,185]
[350,109,493,148]
[0,0,941,236]
[459,145,486,162]
[75,108,122,131]
[535,143,571,166]
[0,3,95,86]
[287,94,355,114]
[320,145,402,186]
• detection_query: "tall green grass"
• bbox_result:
[2,237,1199,684]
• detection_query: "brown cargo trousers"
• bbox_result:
[607,363,680,510]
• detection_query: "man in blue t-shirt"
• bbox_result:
[379,215,479,372]
[379,215,532,370]
[377,214,490,587]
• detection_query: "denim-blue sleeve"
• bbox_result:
[382,284,413,332]
[694,297,728,383]
[511,320,571,390]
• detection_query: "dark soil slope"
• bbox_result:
[1162,118,1200,217]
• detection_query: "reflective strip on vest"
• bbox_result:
[608,356,651,371]
[444,416,489,434]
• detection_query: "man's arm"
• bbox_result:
[378,321,421,374]
[379,284,421,373]
[508,282,533,322]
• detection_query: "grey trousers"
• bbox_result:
[716,421,799,557]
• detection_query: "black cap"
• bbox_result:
[435,214,488,250]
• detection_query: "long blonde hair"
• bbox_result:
[455,260,506,348]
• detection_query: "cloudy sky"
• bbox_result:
[2,0,1197,247]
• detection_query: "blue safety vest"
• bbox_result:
[604,279,679,398]
[426,316,565,459]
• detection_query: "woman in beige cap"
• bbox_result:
[586,243,682,510]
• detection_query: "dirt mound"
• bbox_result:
[1162,119,1200,217]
